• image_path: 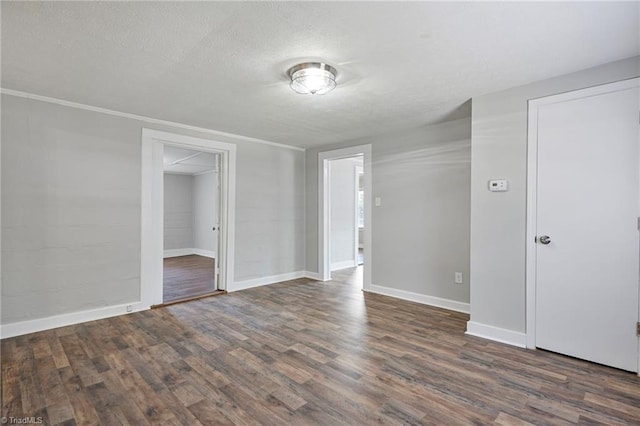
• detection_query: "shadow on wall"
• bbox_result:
[431,99,472,125]
[374,139,471,181]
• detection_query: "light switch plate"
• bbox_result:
[488,179,508,192]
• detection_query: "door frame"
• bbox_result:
[140,128,236,307]
[355,164,364,265]
[525,78,640,371]
[318,144,372,289]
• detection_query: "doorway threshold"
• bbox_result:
[152,290,227,308]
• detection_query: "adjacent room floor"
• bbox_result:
[2,269,639,424]
[163,254,219,303]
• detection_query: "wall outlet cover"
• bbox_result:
[488,179,508,192]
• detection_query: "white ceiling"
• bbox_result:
[164,146,218,175]
[2,2,638,149]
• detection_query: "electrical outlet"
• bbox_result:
[126,305,133,313]
[454,272,463,284]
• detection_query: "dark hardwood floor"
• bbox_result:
[2,267,640,425]
[163,255,218,303]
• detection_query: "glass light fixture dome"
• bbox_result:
[287,62,337,95]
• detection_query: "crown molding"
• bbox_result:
[0,88,305,152]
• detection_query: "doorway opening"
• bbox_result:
[326,155,364,287]
[141,129,237,308]
[162,147,221,304]
[318,144,372,290]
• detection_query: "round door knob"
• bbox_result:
[539,235,551,245]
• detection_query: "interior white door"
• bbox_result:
[535,83,639,372]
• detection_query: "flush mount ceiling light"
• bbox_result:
[287,62,337,95]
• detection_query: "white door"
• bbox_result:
[533,81,639,372]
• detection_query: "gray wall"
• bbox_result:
[1,97,141,322]
[193,171,218,253]
[235,143,305,280]
[306,118,471,303]
[470,56,640,333]
[330,157,361,269]
[1,94,305,324]
[163,173,194,250]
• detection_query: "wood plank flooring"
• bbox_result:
[2,267,640,425]
[163,255,217,303]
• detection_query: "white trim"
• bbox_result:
[354,165,363,265]
[141,138,164,307]
[193,169,218,176]
[1,88,304,152]
[163,248,216,259]
[163,248,195,258]
[231,271,305,292]
[194,249,216,259]
[0,302,146,339]
[466,321,527,348]
[141,129,236,304]
[304,271,323,281]
[367,284,470,314]
[330,260,358,271]
[318,145,372,290]
[525,78,640,351]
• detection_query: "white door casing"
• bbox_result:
[526,78,640,372]
[141,129,236,306]
[355,165,364,265]
[318,145,372,288]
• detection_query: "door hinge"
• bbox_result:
[637,322,640,336]
[637,217,640,231]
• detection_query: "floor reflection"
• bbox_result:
[330,265,363,287]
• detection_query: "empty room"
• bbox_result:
[1,2,639,425]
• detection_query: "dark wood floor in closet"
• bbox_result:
[163,255,218,303]
[2,267,639,425]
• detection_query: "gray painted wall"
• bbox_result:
[163,173,194,250]
[330,157,361,269]
[235,143,305,280]
[193,171,218,253]
[469,56,640,333]
[1,94,305,324]
[1,97,141,322]
[306,118,471,303]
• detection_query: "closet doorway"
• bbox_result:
[140,129,237,309]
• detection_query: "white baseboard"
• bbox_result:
[164,248,216,259]
[0,302,147,339]
[303,271,322,281]
[465,321,527,348]
[330,260,357,271]
[230,271,306,292]
[366,284,470,314]
[163,248,195,258]
[194,248,216,259]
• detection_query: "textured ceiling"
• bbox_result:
[2,2,638,149]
